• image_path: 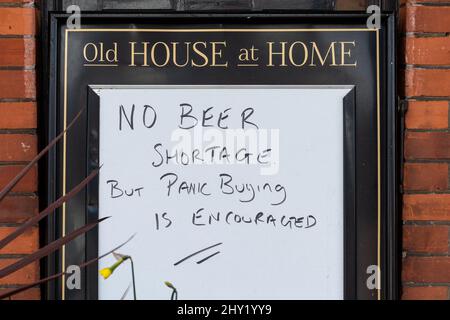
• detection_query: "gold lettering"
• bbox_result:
[250,46,259,61]
[288,41,308,67]
[150,42,170,67]
[172,42,190,67]
[98,43,105,62]
[106,43,118,63]
[239,48,250,62]
[310,42,337,66]
[211,41,228,67]
[129,42,149,67]
[191,42,208,67]
[83,43,98,62]
[340,41,357,67]
[267,42,287,67]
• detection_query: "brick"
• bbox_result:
[0,259,38,285]
[405,132,450,160]
[0,102,37,129]
[405,101,448,129]
[403,194,450,221]
[404,163,448,191]
[404,5,450,33]
[404,0,450,4]
[405,36,450,65]
[0,134,37,161]
[0,165,37,193]
[400,5,407,32]
[0,70,35,99]
[403,257,450,283]
[0,227,38,254]
[0,288,40,300]
[405,69,450,97]
[0,8,35,35]
[0,196,38,223]
[402,286,448,300]
[0,38,35,67]
[403,225,449,253]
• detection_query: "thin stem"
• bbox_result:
[129,258,137,300]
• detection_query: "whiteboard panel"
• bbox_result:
[95,86,351,300]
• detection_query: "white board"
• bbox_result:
[95,86,351,300]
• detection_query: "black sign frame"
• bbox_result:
[42,13,399,300]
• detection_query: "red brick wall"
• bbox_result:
[0,0,449,301]
[0,0,39,300]
[401,0,450,300]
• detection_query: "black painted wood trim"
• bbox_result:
[343,88,357,300]
[40,4,399,300]
[55,0,397,12]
